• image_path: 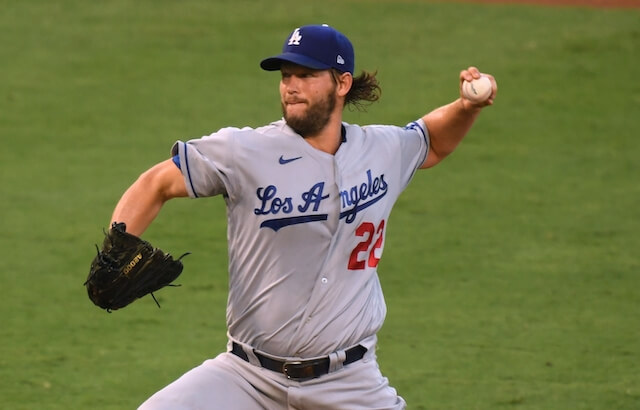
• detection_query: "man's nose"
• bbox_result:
[283,76,300,93]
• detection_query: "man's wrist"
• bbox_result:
[458,97,483,114]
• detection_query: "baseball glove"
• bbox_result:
[85,222,188,312]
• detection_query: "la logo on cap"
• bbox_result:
[288,28,302,46]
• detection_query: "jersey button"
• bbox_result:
[321,277,328,284]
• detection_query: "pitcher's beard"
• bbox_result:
[282,92,336,138]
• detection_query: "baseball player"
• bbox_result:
[111,24,497,409]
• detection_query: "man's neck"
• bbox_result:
[301,114,343,155]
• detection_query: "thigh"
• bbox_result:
[298,357,406,410]
[138,353,285,410]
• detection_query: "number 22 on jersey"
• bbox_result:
[348,220,385,270]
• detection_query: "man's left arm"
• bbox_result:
[420,66,497,169]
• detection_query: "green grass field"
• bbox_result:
[1,0,639,408]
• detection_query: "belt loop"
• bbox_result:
[233,341,262,367]
[246,349,262,367]
[328,350,346,373]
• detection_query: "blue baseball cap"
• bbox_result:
[260,24,354,74]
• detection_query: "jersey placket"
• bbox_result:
[287,153,344,357]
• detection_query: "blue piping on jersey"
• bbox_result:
[404,121,429,180]
[180,142,199,198]
[339,191,387,224]
[172,155,181,169]
[260,214,328,231]
[404,121,431,167]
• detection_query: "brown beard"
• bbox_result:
[282,90,337,138]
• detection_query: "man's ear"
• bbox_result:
[337,72,353,97]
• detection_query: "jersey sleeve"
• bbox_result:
[170,127,238,198]
[398,118,429,189]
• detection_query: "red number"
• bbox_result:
[348,220,385,270]
[348,222,374,270]
[368,220,385,268]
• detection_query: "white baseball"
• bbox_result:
[462,75,492,103]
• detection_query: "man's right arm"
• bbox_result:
[419,67,497,169]
[110,159,188,236]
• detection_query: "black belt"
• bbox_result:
[231,342,367,381]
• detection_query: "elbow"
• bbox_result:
[132,169,168,204]
[136,161,185,202]
[421,147,449,169]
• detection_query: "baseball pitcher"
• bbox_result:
[91,24,497,409]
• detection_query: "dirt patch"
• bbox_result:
[463,0,640,8]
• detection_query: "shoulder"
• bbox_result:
[190,119,292,144]
[344,120,426,142]
[221,119,296,140]
[254,119,287,134]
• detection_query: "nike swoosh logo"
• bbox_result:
[278,155,302,165]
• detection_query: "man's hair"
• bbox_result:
[331,69,381,111]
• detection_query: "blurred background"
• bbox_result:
[1,0,639,408]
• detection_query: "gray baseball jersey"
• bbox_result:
[171,118,428,358]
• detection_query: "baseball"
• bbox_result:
[462,75,492,103]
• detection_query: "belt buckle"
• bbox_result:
[282,360,316,381]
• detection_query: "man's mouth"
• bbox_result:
[286,98,307,106]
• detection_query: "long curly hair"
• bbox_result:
[331,69,381,111]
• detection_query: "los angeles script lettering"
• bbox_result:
[254,169,387,224]
[339,170,387,209]
[254,182,329,215]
